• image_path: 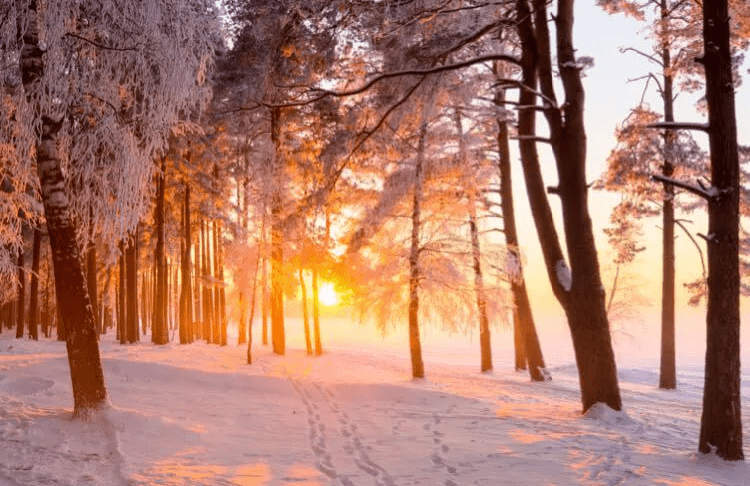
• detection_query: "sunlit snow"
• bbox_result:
[0,322,748,486]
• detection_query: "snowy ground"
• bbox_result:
[1,320,749,486]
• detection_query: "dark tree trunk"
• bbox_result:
[193,219,202,341]
[213,219,227,346]
[118,241,125,344]
[300,264,313,355]
[270,204,285,355]
[261,212,269,346]
[698,0,743,460]
[495,86,546,381]
[15,248,25,339]
[658,0,677,390]
[37,119,107,416]
[28,228,41,341]
[152,159,168,345]
[86,208,98,336]
[125,233,138,343]
[201,219,213,343]
[514,0,620,411]
[311,265,322,356]
[180,182,193,344]
[19,3,106,414]
[407,122,427,379]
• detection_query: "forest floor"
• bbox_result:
[0,323,749,485]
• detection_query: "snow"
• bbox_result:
[1,325,749,486]
[556,259,572,292]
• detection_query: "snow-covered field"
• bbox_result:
[1,320,749,486]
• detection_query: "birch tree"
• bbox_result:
[2,0,216,416]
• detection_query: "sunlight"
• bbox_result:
[319,282,339,306]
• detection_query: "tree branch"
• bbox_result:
[511,135,551,144]
[311,53,521,98]
[651,174,718,200]
[65,32,144,52]
[647,121,709,132]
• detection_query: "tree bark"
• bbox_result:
[201,219,213,343]
[28,228,41,341]
[15,248,25,339]
[152,158,168,345]
[125,232,138,343]
[270,108,285,355]
[311,265,323,356]
[495,85,547,381]
[37,119,107,416]
[698,0,743,460]
[86,207,98,336]
[118,241,125,344]
[180,182,193,344]
[300,265,313,355]
[515,0,620,410]
[658,0,677,391]
[407,121,427,379]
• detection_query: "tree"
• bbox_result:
[697,0,743,460]
[594,0,750,389]
[514,0,621,411]
[4,0,216,416]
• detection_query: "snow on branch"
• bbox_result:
[311,53,521,99]
[491,78,558,110]
[651,174,722,201]
[511,135,552,144]
[647,121,709,132]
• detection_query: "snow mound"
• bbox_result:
[583,402,637,427]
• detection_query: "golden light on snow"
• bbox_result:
[319,282,339,307]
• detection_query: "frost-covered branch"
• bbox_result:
[311,53,521,98]
[647,121,709,132]
[651,174,720,201]
[511,135,551,144]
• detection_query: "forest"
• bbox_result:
[0,0,748,476]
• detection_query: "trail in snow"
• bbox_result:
[0,329,749,485]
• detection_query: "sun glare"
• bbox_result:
[319,282,339,307]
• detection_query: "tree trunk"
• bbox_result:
[213,218,227,346]
[15,248,25,339]
[495,86,547,381]
[655,0,677,390]
[28,228,41,341]
[247,248,260,365]
[300,265,312,355]
[152,158,168,345]
[261,215,269,346]
[514,0,620,411]
[454,109,492,373]
[407,122,427,379]
[311,265,323,356]
[118,241,125,344]
[126,233,138,343]
[180,182,193,344]
[270,108,285,355]
[86,207,98,336]
[37,118,107,416]
[201,219,213,343]
[193,219,202,341]
[698,0,743,460]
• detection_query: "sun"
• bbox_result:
[318,282,339,306]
